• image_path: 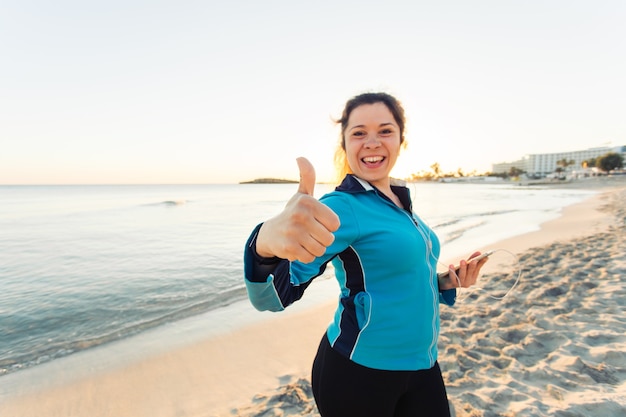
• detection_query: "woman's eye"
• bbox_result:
[352,131,366,137]
[380,129,393,135]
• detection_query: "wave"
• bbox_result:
[0,286,248,377]
[158,200,188,206]
[431,209,517,230]
[161,200,187,206]
[441,220,487,244]
[142,200,189,207]
[474,209,518,217]
[432,218,462,229]
[432,209,520,246]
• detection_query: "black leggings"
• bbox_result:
[311,334,451,417]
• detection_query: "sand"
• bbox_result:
[1,176,625,417]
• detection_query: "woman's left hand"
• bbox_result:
[438,251,489,290]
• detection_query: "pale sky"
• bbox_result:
[1,0,624,184]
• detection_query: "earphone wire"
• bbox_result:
[407,182,522,301]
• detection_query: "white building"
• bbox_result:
[490,159,527,175]
[491,145,626,176]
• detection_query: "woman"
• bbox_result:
[243,92,487,417]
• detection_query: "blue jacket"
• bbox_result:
[244,175,456,371]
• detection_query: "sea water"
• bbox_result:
[0,182,596,378]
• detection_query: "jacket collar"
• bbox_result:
[335,174,413,212]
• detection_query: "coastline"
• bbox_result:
[1,177,625,416]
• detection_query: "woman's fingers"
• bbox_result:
[455,254,489,287]
[256,188,340,263]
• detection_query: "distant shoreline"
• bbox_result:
[239,178,298,184]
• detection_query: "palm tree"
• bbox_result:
[555,158,575,177]
[583,157,597,168]
[430,162,442,179]
[597,153,624,172]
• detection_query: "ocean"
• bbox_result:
[0,182,597,380]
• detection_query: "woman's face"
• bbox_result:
[344,102,402,189]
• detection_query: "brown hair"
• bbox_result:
[333,92,407,182]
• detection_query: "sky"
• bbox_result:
[1,0,625,184]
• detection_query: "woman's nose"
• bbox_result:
[364,135,381,148]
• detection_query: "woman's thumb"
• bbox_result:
[296,157,316,196]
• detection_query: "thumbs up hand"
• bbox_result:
[255,157,340,263]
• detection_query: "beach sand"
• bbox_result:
[1,176,625,417]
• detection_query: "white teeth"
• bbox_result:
[363,156,384,163]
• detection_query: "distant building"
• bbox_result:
[491,145,626,176]
[491,159,527,175]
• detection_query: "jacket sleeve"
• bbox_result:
[243,193,358,312]
[439,289,457,306]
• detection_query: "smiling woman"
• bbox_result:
[342,102,404,205]
[243,92,489,417]
[333,93,408,186]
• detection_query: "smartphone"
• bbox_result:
[437,250,494,279]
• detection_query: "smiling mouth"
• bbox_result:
[362,156,385,165]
